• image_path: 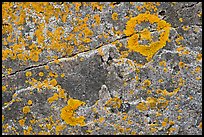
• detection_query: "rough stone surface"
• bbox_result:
[2,2,202,135]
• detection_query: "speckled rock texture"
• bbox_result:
[2,2,202,135]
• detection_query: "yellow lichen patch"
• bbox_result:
[198,122,202,129]
[136,102,148,111]
[60,98,86,126]
[2,115,5,122]
[196,53,202,61]
[159,61,167,67]
[179,18,183,22]
[23,106,30,114]
[131,131,137,135]
[182,26,190,31]
[178,61,185,68]
[120,51,129,58]
[44,65,49,70]
[105,97,122,109]
[194,66,201,73]
[26,71,32,77]
[143,79,151,87]
[140,28,152,41]
[163,67,168,72]
[2,86,7,92]
[47,93,59,104]
[98,47,104,56]
[124,12,171,61]
[150,127,157,133]
[39,72,44,77]
[196,76,201,81]
[158,79,164,83]
[60,73,65,78]
[168,127,176,134]
[156,112,162,117]
[112,12,118,20]
[49,79,58,87]
[58,89,65,99]
[147,90,152,94]
[161,89,175,97]
[197,11,202,17]
[98,117,105,123]
[19,119,26,127]
[7,68,12,74]
[162,121,167,127]
[177,116,182,120]
[27,100,33,105]
[94,14,101,25]
[122,114,128,121]
[24,126,33,135]
[176,46,185,52]
[182,49,190,55]
[169,120,175,125]
[146,97,157,109]
[175,35,184,45]
[55,124,65,134]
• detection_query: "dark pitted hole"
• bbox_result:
[118,103,131,113]
[159,10,166,16]
[94,113,99,119]
[145,114,149,117]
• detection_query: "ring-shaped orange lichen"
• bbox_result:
[124,12,171,61]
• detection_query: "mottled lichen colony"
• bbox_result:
[2,2,202,135]
[124,12,171,61]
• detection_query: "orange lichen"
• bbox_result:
[169,120,175,125]
[49,79,58,87]
[58,89,65,99]
[140,28,152,41]
[112,12,118,20]
[2,86,7,92]
[7,68,12,74]
[159,61,167,67]
[198,122,202,129]
[98,117,105,123]
[28,100,33,105]
[168,127,176,134]
[26,71,32,77]
[175,35,184,45]
[196,53,202,61]
[105,97,122,109]
[136,102,148,111]
[39,72,44,77]
[146,97,157,109]
[195,66,201,73]
[47,93,59,104]
[60,73,65,78]
[19,119,26,127]
[23,106,30,114]
[60,98,86,126]
[179,18,183,22]
[2,115,5,122]
[93,14,101,25]
[178,61,185,68]
[55,124,65,134]
[124,12,171,61]
[143,79,151,87]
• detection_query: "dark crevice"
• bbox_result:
[3,31,131,78]
[158,10,166,16]
[2,61,50,78]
